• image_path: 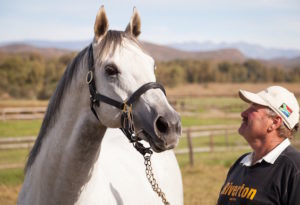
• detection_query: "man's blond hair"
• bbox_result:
[265,108,299,139]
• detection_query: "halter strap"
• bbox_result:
[87,44,166,118]
[127,82,166,105]
[86,43,165,156]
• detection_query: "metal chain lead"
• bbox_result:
[122,103,170,204]
[144,154,170,205]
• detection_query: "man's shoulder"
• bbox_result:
[230,153,250,168]
[238,152,250,162]
[280,145,300,170]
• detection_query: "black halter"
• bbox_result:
[86,44,166,155]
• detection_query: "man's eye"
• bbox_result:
[105,64,119,76]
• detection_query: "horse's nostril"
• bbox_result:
[156,116,169,134]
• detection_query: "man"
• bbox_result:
[217,86,300,205]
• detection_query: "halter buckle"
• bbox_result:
[122,102,132,113]
[86,71,93,84]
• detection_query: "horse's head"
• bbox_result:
[90,6,181,152]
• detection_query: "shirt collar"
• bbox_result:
[240,138,291,166]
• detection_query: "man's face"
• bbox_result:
[238,104,273,142]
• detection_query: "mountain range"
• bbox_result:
[1,40,300,68]
[0,40,246,63]
[169,41,300,60]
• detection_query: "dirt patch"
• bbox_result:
[182,163,227,205]
[166,83,300,97]
[0,184,21,205]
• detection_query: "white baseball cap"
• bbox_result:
[239,86,299,130]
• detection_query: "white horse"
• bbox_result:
[18,6,183,205]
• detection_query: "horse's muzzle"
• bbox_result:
[152,112,181,152]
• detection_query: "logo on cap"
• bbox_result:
[279,103,293,117]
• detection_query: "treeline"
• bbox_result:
[1,52,300,99]
[156,60,300,87]
[0,52,76,99]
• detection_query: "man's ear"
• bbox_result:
[271,116,283,130]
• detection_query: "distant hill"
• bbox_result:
[169,41,300,60]
[142,42,245,62]
[0,40,90,51]
[1,40,300,68]
[2,39,300,61]
[0,40,245,62]
[0,43,72,58]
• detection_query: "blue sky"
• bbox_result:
[0,0,300,49]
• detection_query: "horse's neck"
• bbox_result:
[27,80,107,204]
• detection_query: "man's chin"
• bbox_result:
[238,124,246,135]
[238,126,245,136]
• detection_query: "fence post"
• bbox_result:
[209,132,214,152]
[2,109,5,121]
[186,127,194,166]
[225,129,229,150]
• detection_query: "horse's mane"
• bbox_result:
[25,30,141,172]
[25,47,88,171]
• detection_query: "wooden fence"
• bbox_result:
[0,107,248,168]
[0,124,249,170]
[179,125,249,166]
[0,125,242,150]
[0,101,200,121]
[0,107,46,120]
[0,136,35,150]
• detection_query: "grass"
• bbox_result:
[0,120,41,138]
[0,184,21,205]
[178,96,247,114]
[181,116,241,127]
[180,151,247,205]
[0,115,240,137]
[0,151,247,205]
[0,96,249,204]
[176,134,248,150]
[0,100,48,108]
[0,169,24,186]
[0,168,23,205]
[0,89,298,205]
[0,149,29,165]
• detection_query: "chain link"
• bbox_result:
[144,155,170,205]
[122,103,170,204]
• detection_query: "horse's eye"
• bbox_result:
[104,64,119,76]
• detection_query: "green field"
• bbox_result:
[0,149,248,205]
[0,149,29,165]
[171,96,248,114]
[0,120,41,138]
[0,95,299,205]
[181,116,240,126]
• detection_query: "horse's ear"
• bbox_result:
[94,6,109,41]
[125,7,141,38]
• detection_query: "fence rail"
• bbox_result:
[0,107,244,167]
[0,136,35,149]
[0,125,240,146]
[1,126,300,168]
[0,125,247,168]
[0,125,244,154]
[0,105,240,120]
[176,125,251,166]
[0,107,46,120]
